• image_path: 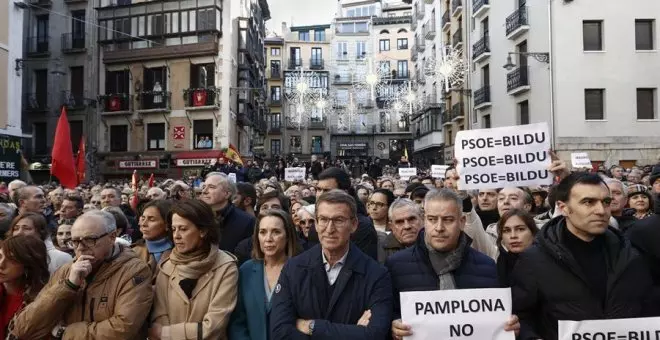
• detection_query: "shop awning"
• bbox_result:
[174,150,222,159]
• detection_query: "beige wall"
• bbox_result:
[0,51,7,130]
[0,7,7,45]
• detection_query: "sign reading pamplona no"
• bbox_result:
[401,288,515,340]
[455,123,552,190]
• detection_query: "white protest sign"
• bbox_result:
[558,317,660,340]
[401,288,515,340]
[399,167,417,180]
[284,167,306,182]
[227,173,236,183]
[455,123,552,190]
[432,165,450,179]
[571,152,592,169]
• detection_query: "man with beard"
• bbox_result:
[233,182,257,218]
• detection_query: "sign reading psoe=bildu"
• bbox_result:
[455,123,552,190]
[559,317,660,340]
[401,288,515,340]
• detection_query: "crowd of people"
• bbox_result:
[0,153,657,340]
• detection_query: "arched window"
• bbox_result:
[397,28,408,33]
[379,29,390,34]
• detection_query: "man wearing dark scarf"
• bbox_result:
[476,189,500,228]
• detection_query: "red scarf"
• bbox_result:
[0,284,24,339]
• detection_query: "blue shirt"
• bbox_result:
[322,248,349,285]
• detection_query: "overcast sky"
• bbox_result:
[266,0,337,35]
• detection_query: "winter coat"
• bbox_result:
[216,203,255,254]
[270,244,393,340]
[9,245,153,340]
[377,232,406,264]
[385,230,498,319]
[512,216,654,340]
[627,195,660,316]
[227,260,270,340]
[131,239,172,282]
[152,249,239,340]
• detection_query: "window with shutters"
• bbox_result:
[584,89,605,120]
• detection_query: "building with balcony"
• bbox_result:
[19,0,98,181]
[275,23,332,161]
[264,36,284,159]
[94,0,270,180]
[468,0,660,165]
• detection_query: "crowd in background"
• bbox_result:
[0,152,657,339]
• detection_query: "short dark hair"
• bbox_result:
[102,207,129,235]
[140,199,173,223]
[251,209,301,260]
[316,189,357,220]
[256,190,290,214]
[236,183,257,206]
[64,195,84,210]
[372,188,395,207]
[318,167,352,192]
[555,172,608,203]
[496,209,539,247]
[169,199,220,247]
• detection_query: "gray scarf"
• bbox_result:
[425,233,469,290]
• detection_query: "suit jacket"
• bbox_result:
[228,260,270,340]
[270,244,392,340]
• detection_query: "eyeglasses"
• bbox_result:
[71,231,111,249]
[317,216,351,228]
[367,201,387,209]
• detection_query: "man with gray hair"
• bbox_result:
[9,210,153,339]
[201,172,255,253]
[387,189,519,339]
[377,198,424,263]
[605,177,636,231]
[7,179,26,203]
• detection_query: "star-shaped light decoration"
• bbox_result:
[351,56,392,102]
[424,45,467,93]
[284,68,320,129]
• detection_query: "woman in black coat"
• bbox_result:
[495,209,539,287]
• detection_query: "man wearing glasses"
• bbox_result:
[271,190,393,339]
[9,210,153,340]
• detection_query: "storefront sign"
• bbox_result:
[401,288,514,340]
[455,123,552,190]
[176,158,217,167]
[117,160,157,169]
[0,135,21,181]
[559,317,660,340]
[338,143,368,150]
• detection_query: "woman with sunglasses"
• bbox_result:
[228,209,301,340]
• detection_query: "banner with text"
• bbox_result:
[285,167,306,182]
[571,152,592,169]
[432,165,450,179]
[399,167,417,180]
[559,317,660,340]
[455,123,552,190]
[401,288,515,340]
[0,135,22,182]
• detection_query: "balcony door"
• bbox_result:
[311,47,322,65]
[482,64,490,87]
[290,47,301,67]
[36,15,49,51]
[517,40,528,68]
[70,66,84,103]
[35,69,48,109]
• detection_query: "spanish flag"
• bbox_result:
[224,144,244,166]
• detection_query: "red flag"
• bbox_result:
[148,173,155,188]
[130,170,139,211]
[192,90,207,106]
[51,107,77,188]
[75,136,86,184]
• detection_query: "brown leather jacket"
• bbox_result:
[9,245,153,340]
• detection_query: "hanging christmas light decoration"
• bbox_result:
[351,56,392,102]
[424,45,467,93]
[283,68,321,129]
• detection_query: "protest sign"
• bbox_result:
[399,167,417,180]
[558,316,660,340]
[431,165,450,179]
[285,167,306,182]
[227,173,236,183]
[401,288,515,340]
[454,123,552,190]
[571,152,592,169]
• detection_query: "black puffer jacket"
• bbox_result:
[512,216,653,340]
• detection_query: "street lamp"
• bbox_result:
[503,52,550,70]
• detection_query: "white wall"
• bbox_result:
[552,0,660,163]
[3,0,25,137]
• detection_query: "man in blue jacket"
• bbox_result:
[386,189,519,340]
[270,190,393,340]
[200,172,255,253]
